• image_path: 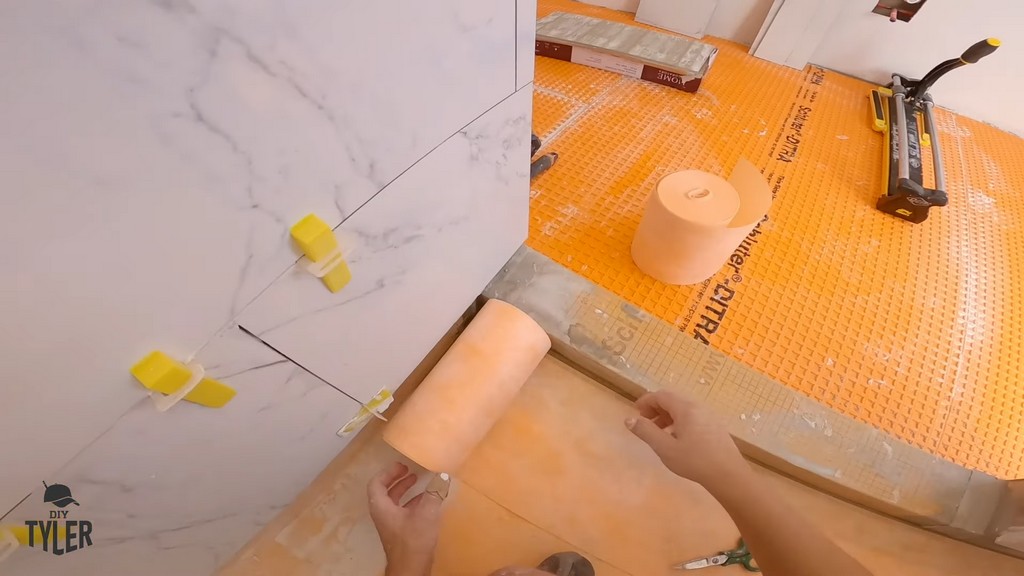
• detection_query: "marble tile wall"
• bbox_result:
[0,0,517,515]
[238,87,533,404]
[1,326,362,575]
[518,0,540,89]
[1,84,533,574]
[1,0,536,572]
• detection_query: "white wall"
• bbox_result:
[595,0,777,44]
[602,0,1021,134]
[707,0,777,45]
[811,0,1024,136]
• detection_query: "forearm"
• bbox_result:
[706,464,872,576]
[383,545,434,576]
[624,392,874,576]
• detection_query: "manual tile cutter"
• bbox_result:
[870,39,1000,223]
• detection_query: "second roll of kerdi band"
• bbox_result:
[631,159,772,285]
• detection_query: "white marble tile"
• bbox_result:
[0,325,362,576]
[517,0,539,89]
[237,86,534,404]
[0,0,515,513]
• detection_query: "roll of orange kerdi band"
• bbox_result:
[383,299,551,473]
[631,159,772,285]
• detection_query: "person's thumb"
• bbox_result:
[625,416,675,457]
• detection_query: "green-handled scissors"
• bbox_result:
[674,538,760,572]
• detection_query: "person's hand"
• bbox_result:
[625,390,748,486]
[367,462,443,576]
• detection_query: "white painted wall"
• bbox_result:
[749,0,844,70]
[707,0,777,45]
[583,0,1019,134]
[811,0,1024,135]
[583,0,777,45]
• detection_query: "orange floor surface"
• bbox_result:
[220,357,1024,575]
[529,0,1024,478]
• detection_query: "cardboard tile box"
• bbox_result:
[535,12,718,93]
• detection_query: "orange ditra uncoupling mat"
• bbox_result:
[529,0,1024,478]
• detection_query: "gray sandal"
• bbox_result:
[537,552,596,576]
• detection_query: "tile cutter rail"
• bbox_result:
[870,38,1000,223]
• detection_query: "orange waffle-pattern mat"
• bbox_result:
[528,0,1024,478]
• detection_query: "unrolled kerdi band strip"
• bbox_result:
[382,299,552,473]
[631,159,772,285]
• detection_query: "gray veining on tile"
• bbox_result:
[238,87,534,404]
[0,0,516,514]
[1,325,361,575]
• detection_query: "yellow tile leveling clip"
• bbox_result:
[337,388,393,436]
[130,351,236,411]
[291,213,352,293]
[0,526,19,563]
[0,523,70,562]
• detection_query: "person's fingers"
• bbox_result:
[651,390,696,422]
[367,462,409,507]
[387,473,418,505]
[652,413,672,428]
[634,393,668,420]
[379,462,411,489]
[625,415,677,457]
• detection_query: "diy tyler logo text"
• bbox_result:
[24,482,94,556]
